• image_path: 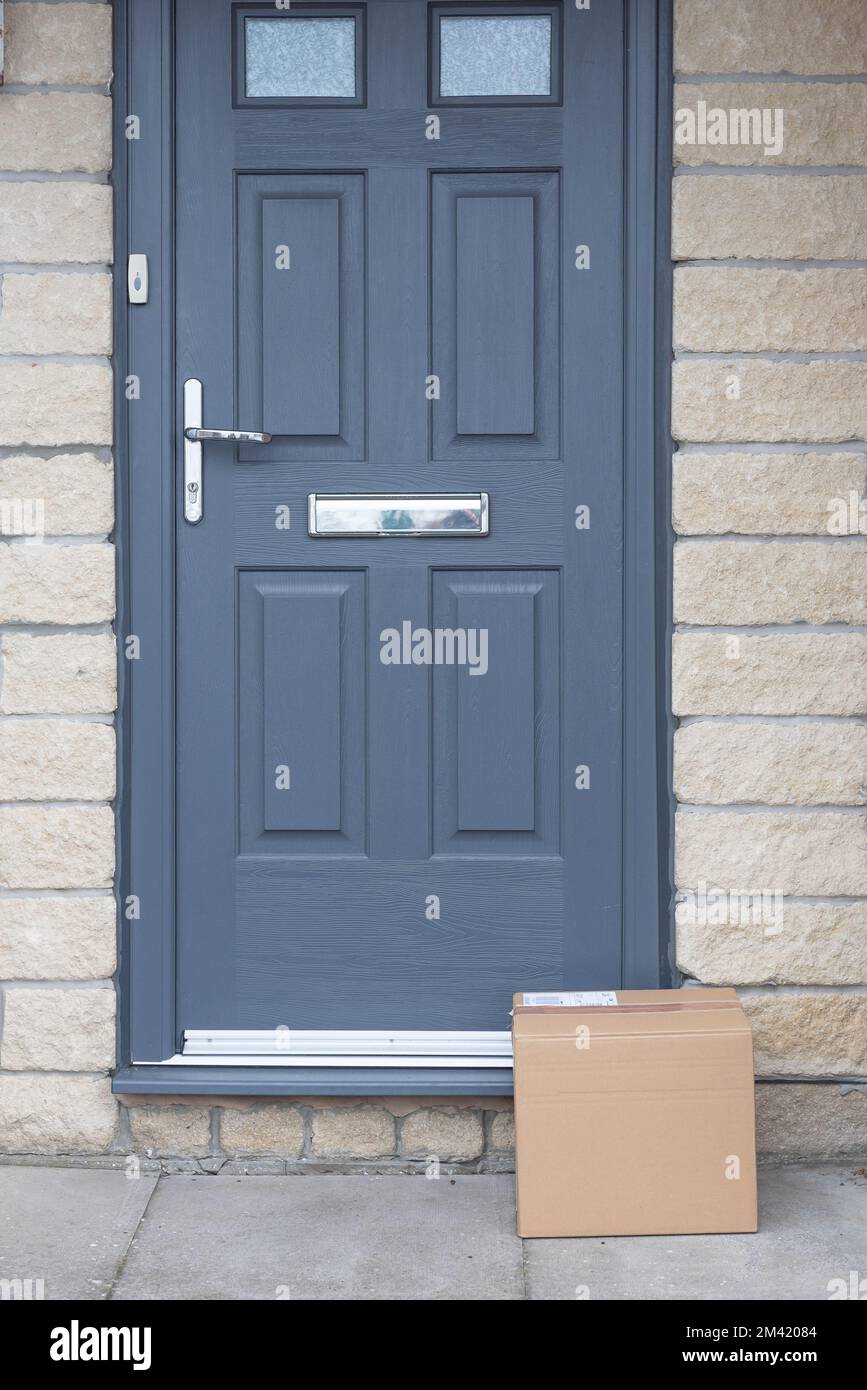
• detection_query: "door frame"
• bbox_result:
[111,0,675,1096]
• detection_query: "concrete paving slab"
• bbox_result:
[111,1173,524,1300]
[0,1165,157,1301]
[2,1163,865,1301]
[523,1165,867,1301]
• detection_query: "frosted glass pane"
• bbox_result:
[246,18,356,98]
[440,16,551,97]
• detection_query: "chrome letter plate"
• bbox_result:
[308,493,489,537]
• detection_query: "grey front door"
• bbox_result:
[174,0,626,1035]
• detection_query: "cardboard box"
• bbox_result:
[512,988,757,1238]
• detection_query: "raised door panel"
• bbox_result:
[237,173,365,462]
[431,171,559,460]
[432,569,560,855]
[238,570,366,854]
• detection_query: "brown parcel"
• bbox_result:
[512,988,758,1238]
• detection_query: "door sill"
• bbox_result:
[112,1064,514,1096]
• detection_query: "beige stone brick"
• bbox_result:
[0,544,114,625]
[0,364,112,448]
[675,809,867,896]
[376,1094,508,1118]
[0,896,115,981]
[674,541,867,625]
[674,0,867,75]
[674,83,867,166]
[0,634,117,715]
[220,1106,305,1157]
[0,454,113,537]
[0,720,115,801]
[0,806,115,890]
[744,993,867,1076]
[0,95,111,174]
[674,269,867,353]
[489,1109,515,1152]
[756,1082,867,1158]
[310,1106,396,1158]
[673,453,867,536]
[0,276,112,356]
[5,4,113,85]
[0,985,115,1070]
[672,176,867,261]
[128,1105,211,1158]
[672,634,867,716]
[400,1107,484,1160]
[674,721,867,805]
[678,903,867,986]
[0,1074,117,1154]
[672,360,867,444]
[0,183,112,265]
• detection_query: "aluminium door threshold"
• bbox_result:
[153,1029,515,1067]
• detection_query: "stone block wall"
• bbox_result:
[0,0,864,1168]
[0,2,119,1155]
[670,0,867,1151]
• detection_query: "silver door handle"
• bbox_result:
[183,378,271,525]
[184,427,272,444]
